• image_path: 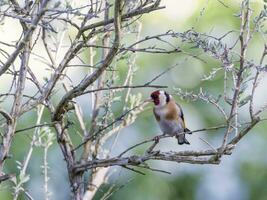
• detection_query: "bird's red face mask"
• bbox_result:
[150,90,160,105]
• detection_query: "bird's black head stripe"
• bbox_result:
[164,91,170,103]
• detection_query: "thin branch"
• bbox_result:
[0,0,50,76]
[118,124,227,157]
[52,0,123,121]
[82,84,167,95]
[73,102,147,152]
[73,150,225,173]
[15,123,55,134]
[0,109,12,125]
[82,1,164,32]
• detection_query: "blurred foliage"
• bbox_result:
[96,172,201,200]
[240,162,267,200]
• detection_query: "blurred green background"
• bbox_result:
[1,0,267,200]
[106,1,267,200]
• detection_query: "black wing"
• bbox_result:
[176,103,192,134]
[175,103,184,121]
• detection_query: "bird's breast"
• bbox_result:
[154,106,167,118]
[154,106,183,135]
[158,118,183,136]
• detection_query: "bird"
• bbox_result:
[146,90,191,145]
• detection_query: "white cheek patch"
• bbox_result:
[157,91,167,107]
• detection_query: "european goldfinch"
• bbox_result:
[147,90,191,145]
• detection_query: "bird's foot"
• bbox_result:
[153,135,160,143]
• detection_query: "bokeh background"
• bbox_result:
[1,0,267,199]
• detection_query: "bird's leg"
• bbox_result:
[153,133,166,143]
[146,141,158,154]
[153,135,160,143]
[147,134,165,154]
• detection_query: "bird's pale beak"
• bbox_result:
[144,98,154,103]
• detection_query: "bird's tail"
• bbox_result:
[176,134,190,145]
